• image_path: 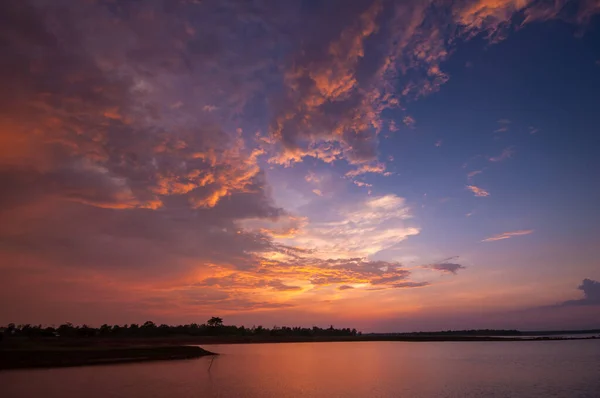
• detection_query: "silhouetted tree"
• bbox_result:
[207,317,223,327]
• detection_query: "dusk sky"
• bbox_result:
[1,0,600,332]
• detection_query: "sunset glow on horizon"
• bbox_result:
[1,0,599,332]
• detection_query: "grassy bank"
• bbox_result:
[0,345,215,370]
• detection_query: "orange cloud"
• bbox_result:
[267,3,385,167]
[466,185,490,197]
[482,229,534,242]
[345,162,387,177]
[310,2,382,101]
[455,0,533,39]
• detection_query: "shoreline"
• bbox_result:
[0,345,216,370]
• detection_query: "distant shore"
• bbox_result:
[205,335,599,344]
[4,334,599,349]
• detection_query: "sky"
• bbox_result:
[1,0,600,332]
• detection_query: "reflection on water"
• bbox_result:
[2,340,600,398]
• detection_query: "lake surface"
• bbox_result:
[3,340,600,397]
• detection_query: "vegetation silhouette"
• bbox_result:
[1,319,359,339]
[2,322,598,344]
[207,317,224,328]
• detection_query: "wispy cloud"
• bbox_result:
[435,140,443,147]
[345,163,387,177]
[494,118,511,132]
[489,147,515,162]
[391,281,430,289]
[466,185,490,197]
[467,170,483,181]
[482,230,534,242]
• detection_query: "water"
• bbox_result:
[2,340,600,397]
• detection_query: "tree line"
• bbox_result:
[0,317,360,339]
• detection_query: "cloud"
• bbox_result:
[467,170,483,181]
[266,1,385,167]
[0,0,298,316]
[259,256,417,289]
[260,0,599,172]
[345,163,387,177]
[466,185,490,197]
[1,0,598,324]
[353,180,373,188]
[391,281,430,288]
[455,0,532,41]
[561,279,600,306]
[523,0,600,25]
[289,194,419,258]
[492,118,512,132]
[435,140,443,147]
[194,254,428,292]
[482,229,534,242]
[305,172,322,184]
[489,147,515,162]
[426,263,466,274]
[268,280,303,292]
[403,116,417,128]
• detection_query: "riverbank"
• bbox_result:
[0,345,216,370]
